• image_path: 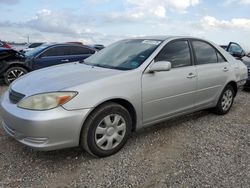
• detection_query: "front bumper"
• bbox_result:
[0,91,91,151]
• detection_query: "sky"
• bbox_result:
[0,0,250,49]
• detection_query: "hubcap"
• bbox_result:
[221,89,233,111]
[7,69,25,83]
[95,114,126,150]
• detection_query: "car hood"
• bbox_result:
[11,62,123,95]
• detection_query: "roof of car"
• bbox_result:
[129,35,196,41]
[43,43,96,50]
[130,35,209,41]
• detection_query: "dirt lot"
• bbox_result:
[0,85,249,188]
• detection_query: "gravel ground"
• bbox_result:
[0,85,249,188]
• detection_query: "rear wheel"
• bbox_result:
[4,66,28,85]
[80,102,132,157]
[213,85,235,115]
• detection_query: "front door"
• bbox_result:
[33,46,70,70]
[142,40,197,124]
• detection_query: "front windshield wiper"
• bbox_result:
[94,64,133,70]
[80,61,114,68]
[93,64,118,70]
[80,61,132,70]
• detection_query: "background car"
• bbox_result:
[0,41,12,49]
[20,42,45,53]
[221,42,250,89]
[0,43,96,85]
[24,43,96,70]
[0,47,27,84]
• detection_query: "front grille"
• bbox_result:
[9,89,25,104]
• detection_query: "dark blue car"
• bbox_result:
[24,43,96,70]
[0,43,96,84]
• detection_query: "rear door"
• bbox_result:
[68,46,95,62]
[191,40,232,108]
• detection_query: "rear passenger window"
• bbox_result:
[42,46,95,57]
[155,40,191,68]
[192,41,226,64]
[192,41,217,64]
[70,46,95,55]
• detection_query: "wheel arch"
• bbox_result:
[107,98,137,132]
[79,98,138,145]
[87,98,137,132]
[5,63,31,72]
[226,81,237,97]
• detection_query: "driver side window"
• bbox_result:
[40,46,67,57]
[154,40,192,68]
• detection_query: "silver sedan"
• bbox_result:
[0,36,248,157]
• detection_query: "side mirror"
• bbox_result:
[149,61,171,72]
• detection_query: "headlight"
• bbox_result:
[17,92,77,110]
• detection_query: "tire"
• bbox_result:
[80,102,132,157]
[212,85,235,115]
[4,66,28,85]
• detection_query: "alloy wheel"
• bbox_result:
[7,69,25,83]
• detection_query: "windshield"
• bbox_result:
[25,45,49,57]
[84,39,162,70]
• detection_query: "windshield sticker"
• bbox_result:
[142,40,161,45]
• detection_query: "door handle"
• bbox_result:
[187,73,196,79]
[223,67,229,72]
[61,59,69,62]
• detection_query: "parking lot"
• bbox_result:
[0,85,249,188]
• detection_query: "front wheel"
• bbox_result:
[80,102,132,157]
[213,85,235,115]
[4,66,28,85]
